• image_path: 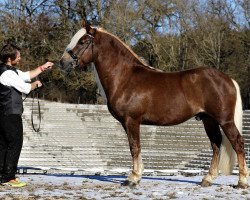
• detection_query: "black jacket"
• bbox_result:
[0,64,23,115]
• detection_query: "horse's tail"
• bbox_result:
[219,79,242,175]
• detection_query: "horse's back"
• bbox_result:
[110,66,236,126]
[141,67,236,125]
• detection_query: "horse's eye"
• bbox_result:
[78,39,85,45]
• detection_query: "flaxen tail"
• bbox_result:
[218,79,242,175]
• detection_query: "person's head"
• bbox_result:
[0,44,21,66]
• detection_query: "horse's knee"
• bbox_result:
[235,134,245,154]
[130,144,141,158]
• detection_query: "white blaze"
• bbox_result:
[66,28,87,51]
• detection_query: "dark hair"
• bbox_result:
[0,44,21,63]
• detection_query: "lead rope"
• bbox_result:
[31,86,41,132]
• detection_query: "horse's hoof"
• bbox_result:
[201,180,212,187]
[237,183,249,189]
[121,180,138,188]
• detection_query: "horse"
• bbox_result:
[59,21,248,188]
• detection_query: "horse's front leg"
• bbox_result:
[122,117,144,187]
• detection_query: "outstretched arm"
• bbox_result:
[29,62,54,79]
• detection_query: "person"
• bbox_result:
[0,43,53,187]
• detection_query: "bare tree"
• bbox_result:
[0,0,249,106]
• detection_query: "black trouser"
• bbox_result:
[0,114,23,183]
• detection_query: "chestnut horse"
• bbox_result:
[59,21,248,188]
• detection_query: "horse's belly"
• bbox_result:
[142,109,194,126]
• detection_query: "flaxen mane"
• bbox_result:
[98,28,161,72]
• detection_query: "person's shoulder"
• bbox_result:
[0,63,7,68]
[0,63,8,75]
[0,65,18,77]
[16,68,24,73]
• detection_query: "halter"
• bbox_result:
[67,49,79,68]
[66,28,96,69]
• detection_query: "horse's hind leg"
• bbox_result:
[201,116,222,187]
[122,117,144,187]
[221,122,249,188]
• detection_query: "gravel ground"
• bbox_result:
[0,174,250,200]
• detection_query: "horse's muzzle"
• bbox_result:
[59,58,74,73]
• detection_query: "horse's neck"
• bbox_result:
[94,55,139,99]
[93,32,145,98]
[93,65,107,101]
[94,59,128,98]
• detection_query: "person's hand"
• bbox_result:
[35,80,42,88]
[39,62,54,72]
[31,80,42,90]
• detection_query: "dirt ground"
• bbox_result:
[0,174,250,200]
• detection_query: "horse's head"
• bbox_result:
[59,21,96,72]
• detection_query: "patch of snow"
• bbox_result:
[0,174,249,199]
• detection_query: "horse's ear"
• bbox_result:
[82,20,91,33]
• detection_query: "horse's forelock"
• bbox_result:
[66,28,87,51]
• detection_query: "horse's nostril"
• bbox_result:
[59,59,64,68]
